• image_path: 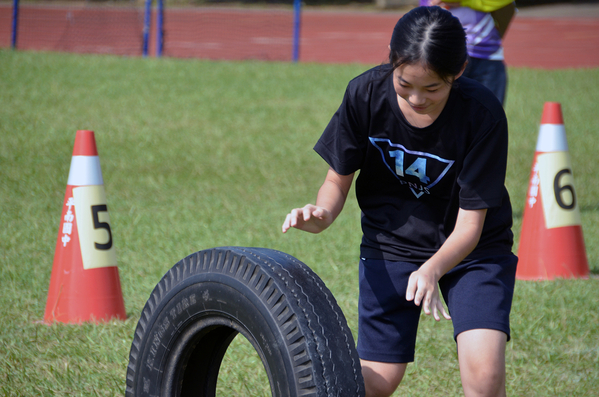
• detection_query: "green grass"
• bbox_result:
[1,49,598,396]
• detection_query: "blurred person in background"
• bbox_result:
[421,0,516,105]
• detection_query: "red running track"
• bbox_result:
[1,5,598,68]
[300,11,599,69]
[502,17,599,69]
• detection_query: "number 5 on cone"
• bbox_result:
[73,185,117,269]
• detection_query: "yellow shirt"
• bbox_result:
[443,0,513,12]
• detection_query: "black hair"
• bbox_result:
[389,6,467,83]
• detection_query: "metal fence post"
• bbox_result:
[11,0,19,49]
[292,0,301,62]
[156,0,163,57]
[143,0,152,57]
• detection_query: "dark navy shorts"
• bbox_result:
[356,255,518,363]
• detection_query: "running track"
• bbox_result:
[1,5,598,69]
[300,10,599,69]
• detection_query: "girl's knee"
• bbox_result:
[461,364,505,396]
[361,360,407,397]
[457,329,507,396]
[365,383,397,397]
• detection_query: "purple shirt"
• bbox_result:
[419,2,503,60]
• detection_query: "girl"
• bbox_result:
[282,6,517,397]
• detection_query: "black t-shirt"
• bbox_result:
[314,64,514,262]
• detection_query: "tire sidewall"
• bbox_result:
[132,272,294,397]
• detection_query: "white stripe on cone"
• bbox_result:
[536,123,569,152]
[67,156,104,186]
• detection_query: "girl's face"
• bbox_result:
[393,63,463,126]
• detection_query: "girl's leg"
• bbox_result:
[361,360,407,397]
[457,329,507,397]
[440,255,517,396]
[358,259,421,396]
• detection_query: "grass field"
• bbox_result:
[1,49,598,396]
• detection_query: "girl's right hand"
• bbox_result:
[282,204,333,234]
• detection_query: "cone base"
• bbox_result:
[517,225,589,280]
[44,308,126,324]
[44,266,127,324]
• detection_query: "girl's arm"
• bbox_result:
[405,207,487,320]
[282,167,354,234]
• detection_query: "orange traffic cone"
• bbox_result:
[516,103,589,280]
[44,130,126,323]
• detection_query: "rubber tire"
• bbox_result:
[126,247,365,397]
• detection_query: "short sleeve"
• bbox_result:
[314,82,371,176]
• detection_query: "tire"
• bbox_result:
[126,246,365,397]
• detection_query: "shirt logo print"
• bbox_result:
[369,137,454,198]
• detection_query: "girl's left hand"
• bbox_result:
[406,268,451,321]
[405,208,486,322]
